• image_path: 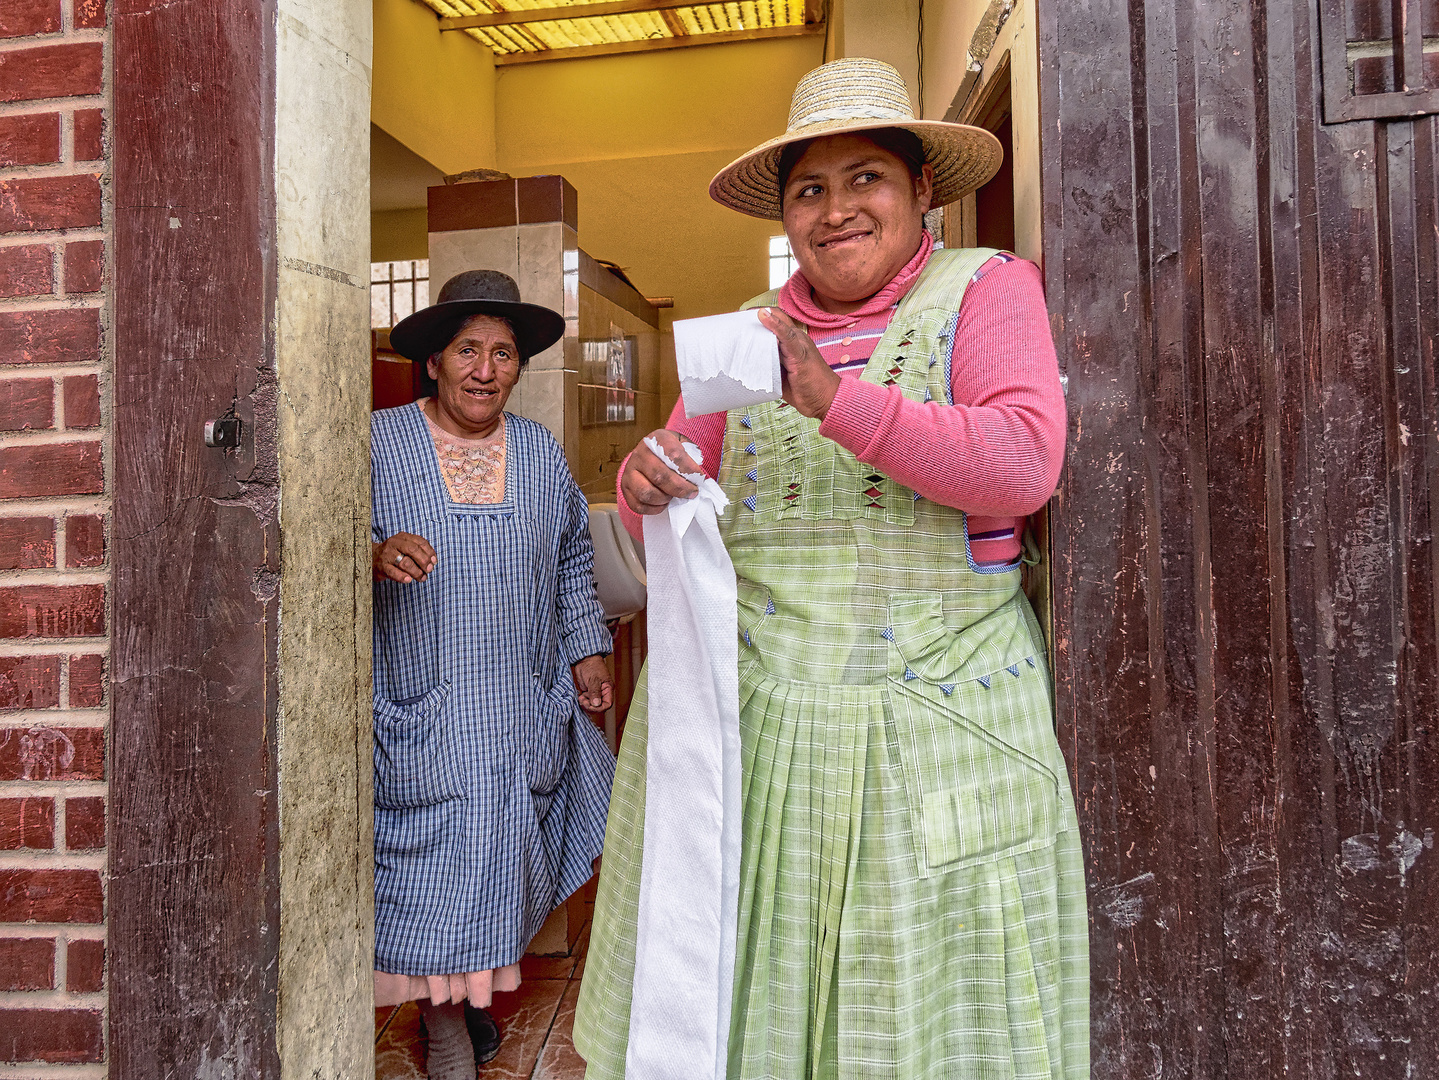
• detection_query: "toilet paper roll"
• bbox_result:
[674,309,783,418]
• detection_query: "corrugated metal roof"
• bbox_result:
[418,1,819,60]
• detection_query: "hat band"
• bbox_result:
[789,104,912,129]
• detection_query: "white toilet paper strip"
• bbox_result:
[626,439,740,1080]
[674,309,783,419]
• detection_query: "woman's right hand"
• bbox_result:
[619,429,702,516]
[373,533,437,584]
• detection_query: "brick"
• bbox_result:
[0,442,103,499]
[64,516,104,569]
[0,868,103,923]
[0,796,53,849]
[0,113,60,167]
[65,937,103,991]
[0,655,60,709]
[0,174,102,232]
[0,244,54,298]
[0,584,105,638]
[0,1007,104,1063]
[0,938,53,991]
[0,43,103,103]
[72,108,103,161]
[0,725,103,781]
[0,0,61,40]
[0,308,99,366]
[0,517,54,569]
[0,378,54,432]
[75,0,106,30]
[66,653,103,707]
[63,239,102,293]
[63,795,102,851]
[61,373,99,429]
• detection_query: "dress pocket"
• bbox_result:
[373,679,465,810]
[883,594,1061,875]
[523,673,575,796]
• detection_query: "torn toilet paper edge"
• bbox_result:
[626,438,741,1080]
[673,309,783,419]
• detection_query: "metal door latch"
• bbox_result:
[204,417,242,448]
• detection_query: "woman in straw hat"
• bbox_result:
[575,58,1087,1078]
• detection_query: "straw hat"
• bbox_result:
[709,57,1003,221]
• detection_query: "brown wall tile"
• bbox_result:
[0,112,60,166]
[0,517,55,570]
[0,307,100,365]
[0,0,61,39]
[0,869,104,923]
[64,515,104,568]
[0,174,102,232]
[0,244,54,298]
[0,377,55,431]
[0,938,54,991]
[0,655,60,708]
[429,179,518,232]
[0,796,54,849]
[0,43,103,102]
[0,584,106,638]
[0,725,103,780]
[63,239,103,293]
[0,1007,104,1062]
[66,937,104,991]
[62,373,100,427]
[64,795,103,850]
[0,441,104,498]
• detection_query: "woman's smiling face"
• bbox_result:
[427,314,521,438]
[781,133,933,314]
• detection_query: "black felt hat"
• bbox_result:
[388,270,565,364]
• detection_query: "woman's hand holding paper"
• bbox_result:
[757,307,841,421]
[621,429,702,515]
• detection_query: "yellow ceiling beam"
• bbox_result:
[492,22,825,64]
[442,1,720,31]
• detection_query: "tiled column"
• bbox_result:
[427,176,580,457]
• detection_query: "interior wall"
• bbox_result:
[494,37,823,333]
[372,0,497,175]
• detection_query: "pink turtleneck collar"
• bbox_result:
[776,230,934,329]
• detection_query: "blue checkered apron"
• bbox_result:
[370,403,616,976]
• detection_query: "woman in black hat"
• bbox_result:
[370,270,616,1078]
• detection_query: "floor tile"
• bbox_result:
[533,980,586,1080]
[478,976,569,1079]
[520,952,577,981]
[375,1002,426,1080]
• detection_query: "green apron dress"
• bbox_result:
[574,248,1089,1079]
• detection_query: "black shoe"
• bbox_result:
[463,1003,503,1065]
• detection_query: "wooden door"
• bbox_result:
[1039,0,1439,1074]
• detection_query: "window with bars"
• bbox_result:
[371,260,430,329]
[1320,0,1439,121]
[769,235,799,290]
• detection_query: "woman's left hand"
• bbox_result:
[572,654,614,713]
[757,307,841,421]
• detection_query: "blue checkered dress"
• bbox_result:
[371,403,616,976]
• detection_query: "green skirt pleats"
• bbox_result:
[573,660,1089,1080]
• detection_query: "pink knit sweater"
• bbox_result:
[618,234,1066,564]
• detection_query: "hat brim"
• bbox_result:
[709,118,1004,221]
[388,299,566,363]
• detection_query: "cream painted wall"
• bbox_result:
[494,37,823,330]
[834,0,922,108]
[372,0,496,174]
[274,1,374,1077]
[372,206,428,262]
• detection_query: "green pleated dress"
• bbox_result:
[573,248,1089,1080]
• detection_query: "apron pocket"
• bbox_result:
[884,594,1060,876]
[524,674,575,796]
[373,679,464,810]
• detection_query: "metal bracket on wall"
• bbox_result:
[204,417,242,449]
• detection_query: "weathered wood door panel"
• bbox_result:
[1040,0,1439,1074]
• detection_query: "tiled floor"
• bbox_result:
[375,920,593,1080]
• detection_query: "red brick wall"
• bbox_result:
[0,0,109,1072]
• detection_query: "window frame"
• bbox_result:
[1319,0,1439,122]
